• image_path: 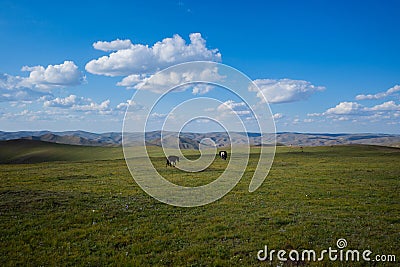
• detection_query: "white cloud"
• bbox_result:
[0,107,99,123]
[334,116,350,121]
[192,84,214,95]
[320,100,400,127]
[123,66,224,94]
[355,85,400,100]
[0,73,53,102]
[86,33,221,77]
[73,100,110,112]
[116,100,144,111]
[116,74,148,87]
[307,113,322,117]
[367,101,400,111]
[251,78,325,104]
[0,87,51,102]
[325,101,364,115]
[217,100,252,116]
[43,94,110,113]
[43,94,80,108]
[273,113,284,119]
[20,61,85,91]
[324,100,400,116]
[93,39,133,51]
[0,73,24,89]
[0,61,85,104]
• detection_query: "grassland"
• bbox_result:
[0,142,399,266]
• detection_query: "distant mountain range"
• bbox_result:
[0,131,122,147]
[0,130,399,148]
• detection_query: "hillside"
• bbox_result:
[0,131,121,146]
[0,139,123,164]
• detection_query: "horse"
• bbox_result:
[166,155,179,167]
[219,151,227,160]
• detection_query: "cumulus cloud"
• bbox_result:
[366,101,400,111]
[43,94,80,108]
[93,39,133,51]
[320,100,400,129]
[355,85,400,100]
[324,100,400,116]
[43,94,110,113]
[73,100,110,112]
[0,61,85,103]
[251,79,325,104]
[86,33,221,77]
[325,102,364,115]
[20,61,86,90]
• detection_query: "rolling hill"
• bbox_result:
[0,139,123,164]
[0,131,399,148]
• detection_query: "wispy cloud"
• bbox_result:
[355,85,400,100]
[217,100,252,117]
[0,87,52,102]
[251,78,325,104]
[116,100,144,111]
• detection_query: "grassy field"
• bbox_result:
[0,142,399,266]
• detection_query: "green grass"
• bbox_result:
[0,144,399,266]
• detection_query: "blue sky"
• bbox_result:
[0,0,399,133]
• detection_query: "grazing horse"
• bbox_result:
[219,151,227,160]
[166,155,179,167]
